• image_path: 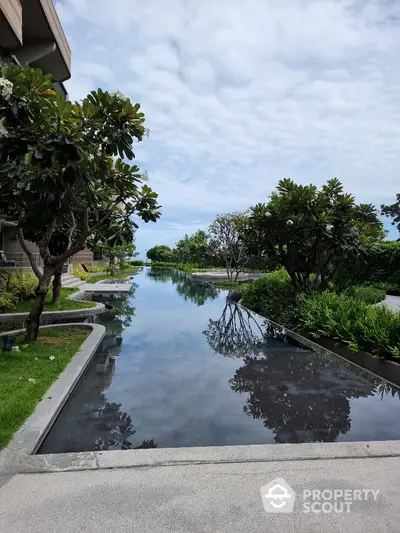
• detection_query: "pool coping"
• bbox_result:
[0,323,106,473]
[2,292,400,475]
[1,441,400,474]
[237,302,400,389]
[0,288,105,324]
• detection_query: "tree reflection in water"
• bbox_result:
[148,267,220,306]
[40,355,158,453]
[203,300,379,443]
[93,396,157,451]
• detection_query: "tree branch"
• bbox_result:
[17,228,42,280]
[65,184,88,210]
[52,206,89,264]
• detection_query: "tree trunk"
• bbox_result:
[109,255,117,275]
[52,263,63,305]
[25,265,54,341]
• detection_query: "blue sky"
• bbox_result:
[56,0,400,256]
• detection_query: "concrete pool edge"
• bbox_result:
[0,288,106,324]
[0,323,106,470]
[1,441,400,474]
[237,302,400,389]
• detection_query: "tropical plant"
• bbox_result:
[0,64,161,339]
[241,269,299,328]
[246,178,383,292]
[342,285,386,305]
[72,264,89,281]
[297,292,400,359]
[87,265,107,273]
[0,291,16,312]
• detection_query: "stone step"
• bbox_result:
[62,277,86,289]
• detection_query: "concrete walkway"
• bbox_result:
[1,455,400,532]
[374,294,400,313]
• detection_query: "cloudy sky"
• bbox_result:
[56,0,400,255]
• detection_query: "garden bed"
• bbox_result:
[11,288,97,313]
[86,267,141,284]
[0,327,90,450]
[238,302,400,388]
[310,335,400,388]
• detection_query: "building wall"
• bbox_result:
[1,227,41,267]
[72,248,94,265]
[1,226,94,268]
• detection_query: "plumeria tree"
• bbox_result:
[246,178,383,291]
[89,210,137,276]
[0,65,160,339]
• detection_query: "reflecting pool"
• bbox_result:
[39,267,400,452]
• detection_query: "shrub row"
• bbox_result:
[241,269,299,328]
[129,260,145,266]
[86,264,107,273]
[0,271,38,312]
[341,285,386,305]
[72,264,89,281]
[297,292,400,359]
[340,241,400,290]
[241,269,400,360]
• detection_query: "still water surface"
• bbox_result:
[40,267,400,452]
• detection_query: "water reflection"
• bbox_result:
[40,268,400,452]
[149,267,219,306]
[204,301,380,443]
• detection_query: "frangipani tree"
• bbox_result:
[0,65,160,339]
[246,178,382,292]
[90,210,137,275]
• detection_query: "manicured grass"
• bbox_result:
[86,266,141,284]
[0,328,89,449]
[10,288,97,313]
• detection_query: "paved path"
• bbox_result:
[374,295,400,313]
[381,295,400,313]
[1,456,400,532]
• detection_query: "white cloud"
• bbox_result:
[57,0,400,250]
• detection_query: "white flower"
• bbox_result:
[0,77,13,101]
[326,224,334,232]
[264,211,271,217]
[286,219,294,226]
[49,356,55,361]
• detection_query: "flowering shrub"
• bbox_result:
[0,77,13,101]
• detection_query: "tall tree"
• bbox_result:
[208,213,249,280]
[246,178,383,292]
[146,245,173,263]
[382,193,400,237]
[175,230,214,266]
[0,65,160,339]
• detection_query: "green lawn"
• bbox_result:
[0,327,89,449]
[11,288,97,313]
[86,266,141,284]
